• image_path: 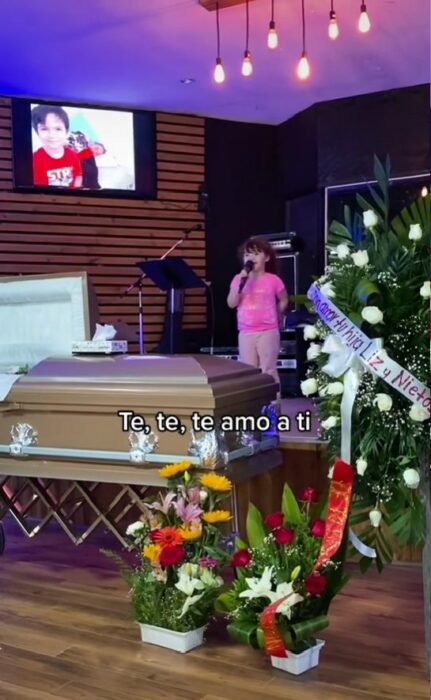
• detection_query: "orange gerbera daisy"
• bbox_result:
[159,461,193,480]
[150,527,184,547]
[202,510,232,524]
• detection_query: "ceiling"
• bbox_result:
[0,0,429,125]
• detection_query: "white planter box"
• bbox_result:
[271,640,325,675]
[138,623,206,653]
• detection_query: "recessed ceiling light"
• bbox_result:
[180,78,195,84]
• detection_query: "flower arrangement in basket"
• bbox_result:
[104,461,233,650]
[216,460,354,674]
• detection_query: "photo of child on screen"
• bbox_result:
[31,105,82,188]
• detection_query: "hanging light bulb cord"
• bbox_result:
[245,0,250,53]
[330,0,334,12]
[271,0,274,23]
[301,0,306,53]
[216,1,221,58]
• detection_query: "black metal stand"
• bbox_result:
[122,224,203,353]
[137,258,206,354]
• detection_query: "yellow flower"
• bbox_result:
[202,510,232,524]
[200,473,232,492]
[158,461,193,479]
[143,543,162,564]
[179,522,203,541]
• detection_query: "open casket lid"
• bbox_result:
[0,271,98,371]
[8,354,277,411]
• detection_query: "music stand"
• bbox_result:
[137,258,206,354]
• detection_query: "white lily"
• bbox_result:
[199,567,223,588]
[175,572,205,597]
[239,566,274,601]
[178,592,205,619]
[275,582,304,619]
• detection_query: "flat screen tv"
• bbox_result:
[11,98,157,199]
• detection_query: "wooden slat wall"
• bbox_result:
[0,97,206,349]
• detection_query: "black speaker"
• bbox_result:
[285,191,324,294]
[275,254,298,299]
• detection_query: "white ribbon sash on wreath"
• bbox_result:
[307,283,431,559]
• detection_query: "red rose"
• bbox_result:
[299,487,320,503]
[159,545,186,568]
[305,573,327,596]
[149,529,161,542]
[274,527,295,546]
[231,549,252,568]
[264,512,284,530]
[310,519,326,538]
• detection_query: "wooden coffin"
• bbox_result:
[0,354,278,479]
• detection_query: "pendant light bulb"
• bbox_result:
[421,186,428,197]
[358,3,371,33]
[267,21,278,49]
[328,10,339,40]
[214,58,225,84]
[241,51,253,77]
[297,51,310,80]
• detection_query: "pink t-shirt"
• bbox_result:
[230,272,286,333]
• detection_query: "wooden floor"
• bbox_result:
[0,519,428,700]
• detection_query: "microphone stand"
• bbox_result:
[122,225,202,355]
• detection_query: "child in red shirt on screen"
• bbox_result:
[31,105,82,188]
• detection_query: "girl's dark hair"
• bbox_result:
[238,236,278,273]
[31,104,70,132]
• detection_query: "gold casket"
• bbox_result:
[0,354,281,544]
[0,353,277,474]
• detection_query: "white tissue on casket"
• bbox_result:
[71,340,128,354]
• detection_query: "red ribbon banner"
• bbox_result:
[314,458,354,571]
[260,595,291,658]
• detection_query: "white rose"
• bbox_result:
[336,244,350,259]
[403,468,420,489]
[351,250,369,267]
[369,509,382,528]
[320,282,335,298]
[303,324,318,341]
[126,521,145,537]
[420,281,430,298]
[373,393,393,412]
[301,378,318,396]
[361,306,384,325]
[199,489,208,502]
[363,210,378,228]
[306,343,321,361]
[325,381,344,396]
[408,223,422,241]
[321,416,338,429]
[356,457,368,476]
[409,404,429,422]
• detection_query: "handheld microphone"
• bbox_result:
[238,260,254,292]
